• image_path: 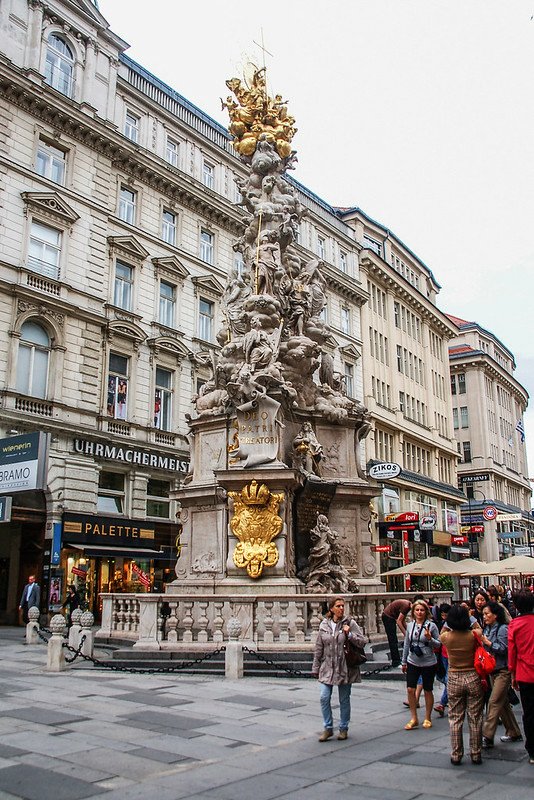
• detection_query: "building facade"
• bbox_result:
[0,0,368,621]
[448,316,532,563]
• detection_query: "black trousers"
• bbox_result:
[519,681,534,758]
[381,613,401,664]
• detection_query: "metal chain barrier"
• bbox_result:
[361,662,394,677]
[63,635,87,663]
[64,645,227,674]
[242,646,308,678]
[36,627,51,644]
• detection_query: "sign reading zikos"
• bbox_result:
[74,438,189,473]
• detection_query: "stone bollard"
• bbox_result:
[47,614,67,671]
[26,606,40,645]
[68,608,83,650]
[79,611,95,658]
[225,617,243,679]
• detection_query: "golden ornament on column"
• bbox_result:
[228,480,284,578]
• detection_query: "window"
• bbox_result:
[462,441,472,463]
[36,139,66,184]
[344,363,354,397]
[450,375,456,395]
[161,210,176,245]
[202,161,214,189]
[118,186,136,225]
[234,250,244,276]
[317,236,325,259]
[124,111,139,143]
[452,407,459,430]
[16,321,50,398]
[457,372,466,394]
[107,353,129,420]
[146,479,170,518]
[159,280,175,328]
[154,367,172,430]
[97,471,125,514]
[363,235,382,256]
[460,406,469,428]
[339,251,347,273]
[164,138,179,169]
[44,34,74,97]
[341,307,350,335]
[113,261,133,310]
[199,298,214,341]
[28,221,61,280]
[200,229,214,264]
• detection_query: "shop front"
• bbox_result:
[59,512,177,619]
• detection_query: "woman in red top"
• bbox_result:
[508,590,534,764]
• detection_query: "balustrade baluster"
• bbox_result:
[197,601,209,642]
[294,601,305,643]
[213,601,224,643]
[309,601,322,644]
[181,601,194,643]
[279,601,290,643]
[263,600,274,643]
[167,601,179,642]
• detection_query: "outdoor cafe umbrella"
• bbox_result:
[448,559,487,576]
[380,556,459,577]
[475,555,534,577]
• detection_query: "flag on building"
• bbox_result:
[516,419,525,443]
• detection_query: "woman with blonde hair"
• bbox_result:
[401,600,440,730]
[311,596,366,741]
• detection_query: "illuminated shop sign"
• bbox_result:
[0,432,49,494]
[73,438,189,474]
[63,512,155,546]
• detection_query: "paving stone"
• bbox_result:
[122,709,216,730]
[16,753,115,783]
[217,694,306,710]
[60,746,182,780]
[185,773,316,800]
[110,691,193,707]
[275,784,420,800]
[115,718,204,738]
[127,746,197,764]
[337,762,485,797]
[0,732,96,758]
[2,708,89,727]
[0,745,29,759]
[0,764,106,800]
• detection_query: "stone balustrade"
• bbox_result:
[98,591,452,652]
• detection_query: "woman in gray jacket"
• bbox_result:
[312,596,366,741]
[401,600,441,730]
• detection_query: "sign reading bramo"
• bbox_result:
[0,432,49,494]
[73,439,189,474]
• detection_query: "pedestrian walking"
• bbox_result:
[440,603,484,765]
[508,589,534,764]
[311,596,366,741]
[401,600,440,730]
[381,597,411,667]
[480,601,522,750]
[469,589,489,629]
[19,575,40,623]
[62,584,80,626]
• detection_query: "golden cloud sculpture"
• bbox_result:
[228,480,284,578]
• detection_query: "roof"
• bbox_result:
[449,344,478,356]
[446,313,516,365]
[446,314,471,327]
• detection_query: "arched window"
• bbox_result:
[45,34,74,97]
[16,322,50,399]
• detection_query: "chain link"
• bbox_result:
[63,635,87,663]
[242,646,308,678]
[66,645,227,674]
[361,662,394,677]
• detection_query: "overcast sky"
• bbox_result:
[100,0,534,488]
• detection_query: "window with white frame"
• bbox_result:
[118,186,136,225]
[16,321,50,399]
[97,471,125,514]
[36,138,66,184]
[234,250,244,276]
[154,367,172,430]
[344,363,354,397]
[198,297,214,341]
[202,161,214,189]
[124,110,139,143]
[166,136,179,167]
[200,229,214,264]
[161,209,176,245]
[113,261,133,310]
[158,280,176,328]
[341,306,350,335]
[146,478,170,518]
[460,406,469,428]
[339,250,347,273]
[317,236,325,259]
[44,34,74,97]
[452,407,459,430]
[107,353,129,420]
[28,221,61,280]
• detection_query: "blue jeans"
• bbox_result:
[440,657,449,706]
[320,682,352,732]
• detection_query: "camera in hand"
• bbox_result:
[410,644,424,657]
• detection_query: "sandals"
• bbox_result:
[404,719,419,730]
[422,719,432,729]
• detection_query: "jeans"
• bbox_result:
[320,682,352,732]
[440,657,449,706]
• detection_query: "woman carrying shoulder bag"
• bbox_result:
[401,600,440,730]
[311,596,366,742]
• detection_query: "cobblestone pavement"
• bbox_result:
[0,628,531,800]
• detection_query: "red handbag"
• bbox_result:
[473,632,496,684]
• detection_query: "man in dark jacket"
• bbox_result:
[19,575,40,623]
[381,598,411,667]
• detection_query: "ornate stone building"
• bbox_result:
[0,0,368,620]
[448,315,532,563]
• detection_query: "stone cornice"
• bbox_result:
[449,355,528,408]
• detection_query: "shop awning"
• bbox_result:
[65,543,168,559]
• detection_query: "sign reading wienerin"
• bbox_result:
[62,513,155,546]
[0,432,49,494]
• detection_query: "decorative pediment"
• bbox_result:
[191,275,224,297]
[107,236,149,262]
[21,192,79,226]
[152,256,190,281]
[147,336,191,359]
[325,334,340,351]
[106,319,147,346]
[339,344,361,361]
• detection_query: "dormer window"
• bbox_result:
[45,34,74,98]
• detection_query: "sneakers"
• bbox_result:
[482,737,494,749]
[337,730,348,740]
[318,729,333,742]
[500,734,523,743]
[529,757,534,764]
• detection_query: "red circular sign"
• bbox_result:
[482,505,497,521]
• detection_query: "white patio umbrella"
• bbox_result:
[450,559,487,576]
[380,556,459,577]
[475,555,534,577]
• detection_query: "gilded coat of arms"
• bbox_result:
[228,480,284,578]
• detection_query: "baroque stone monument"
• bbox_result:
[170,66,380,597]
